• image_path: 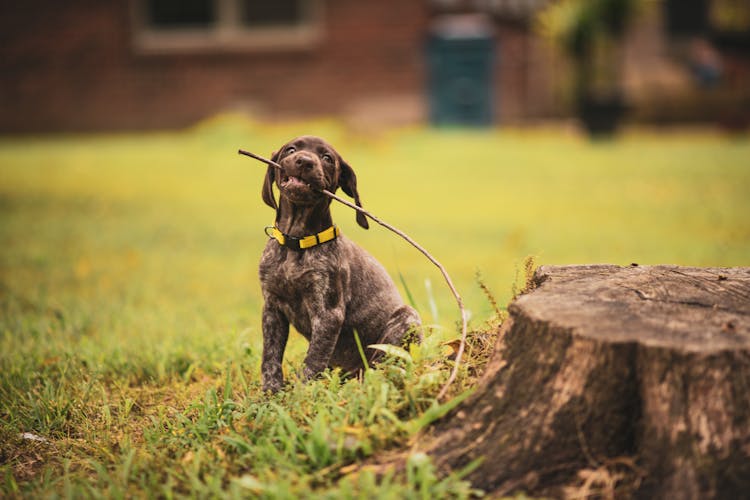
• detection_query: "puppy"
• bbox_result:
[258,136,420,393]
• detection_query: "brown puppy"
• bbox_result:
[258,136,420,393]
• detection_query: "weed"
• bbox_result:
[475,270,501,318]
[511,255,538,299]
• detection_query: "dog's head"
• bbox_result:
[262,136,369,229]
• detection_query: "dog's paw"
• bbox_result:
[302,364,326,382]
[262,379,284,394]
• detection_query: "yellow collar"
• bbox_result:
[265,225,340,250]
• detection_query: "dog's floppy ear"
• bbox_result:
[261,151,279,210]
[339,158,369,229]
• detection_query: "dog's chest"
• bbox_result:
[259,245,344,327]
[264,256,323,297]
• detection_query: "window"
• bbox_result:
[241,0,305,27]
[132,0,323,53]
[146,0,216,29]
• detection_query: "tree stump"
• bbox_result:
[427,265,750,498]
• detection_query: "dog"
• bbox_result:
[258,135,421,393]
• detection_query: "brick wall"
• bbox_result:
[0,0,431,132]
[1,1,557,133]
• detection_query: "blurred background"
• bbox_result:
[1,0,749,134]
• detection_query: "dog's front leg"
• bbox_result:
[302,312,345,380]
[302,282,345,380]
[261,298,290,393]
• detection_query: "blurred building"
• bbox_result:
[625,0,750,129]
[0,0,748,133]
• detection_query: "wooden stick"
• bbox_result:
[239,149,276,167]
[238,148,468,401]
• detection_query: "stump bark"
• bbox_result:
[427,265,750,498]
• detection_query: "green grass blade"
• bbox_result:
[397,270,418,310]
[353,329,370,372]
[406,387,476,435]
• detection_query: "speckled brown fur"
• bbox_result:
[258,136,420,393]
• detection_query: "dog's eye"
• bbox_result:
[285,146,296,155]
[321,153,333,163]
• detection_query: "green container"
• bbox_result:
[427,18,495,126]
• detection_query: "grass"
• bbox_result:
[1,115,749,497]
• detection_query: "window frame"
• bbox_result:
[131,0,323,53]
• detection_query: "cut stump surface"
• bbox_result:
[427,265,750,498]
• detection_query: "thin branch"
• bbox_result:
[238,148,468,401]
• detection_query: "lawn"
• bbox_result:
[1,115,748,497]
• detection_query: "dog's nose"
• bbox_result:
[295,153,315,171]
